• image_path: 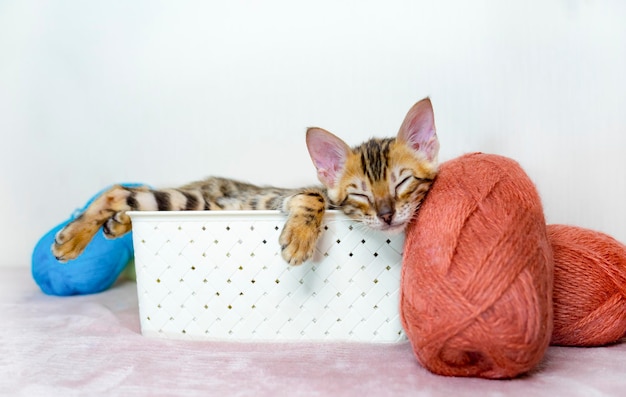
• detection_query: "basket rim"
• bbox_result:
[128,209,350,221]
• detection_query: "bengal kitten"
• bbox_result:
[52,97,440,266]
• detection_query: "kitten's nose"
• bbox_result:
[378,210,394,225]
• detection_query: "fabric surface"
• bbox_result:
[2,266,626,397]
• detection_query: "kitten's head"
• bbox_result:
[306,97,439,233]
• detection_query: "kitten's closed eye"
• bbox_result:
[348,193,372,204]
[395,176,415,196]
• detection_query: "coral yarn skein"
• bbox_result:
[400,153,553,379]
[548,224,626,346]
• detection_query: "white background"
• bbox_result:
[1,1,625,268]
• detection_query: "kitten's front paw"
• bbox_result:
[279,220,320,266]
[51,218,100,262]
[102,212,132,238]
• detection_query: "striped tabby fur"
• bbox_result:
[52,98,440,265]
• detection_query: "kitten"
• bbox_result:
[52,97,439,266]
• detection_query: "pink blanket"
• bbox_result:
[3,266,626,396]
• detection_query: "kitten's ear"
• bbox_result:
[306,127,351,188]
[397,97,440,162]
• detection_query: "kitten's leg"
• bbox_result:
[51,185,150,262]
[279,189,327,266]
[102,188,206,238]
[52,185,209,261]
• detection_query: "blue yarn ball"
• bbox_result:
[31,183,145,296]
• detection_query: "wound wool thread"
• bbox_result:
[548,224,626,346]
[400,153,554,379]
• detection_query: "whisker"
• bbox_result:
[320,218,343,229]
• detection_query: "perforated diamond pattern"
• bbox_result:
[130,210,406,342]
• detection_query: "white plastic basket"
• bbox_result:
[129,210,406,343]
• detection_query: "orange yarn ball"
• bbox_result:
[400,153,554,379]
[548,224,626,346]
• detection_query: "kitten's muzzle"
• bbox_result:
[379,211,394,225]
[376,200,395,226]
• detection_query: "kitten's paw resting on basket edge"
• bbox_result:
[278,191,327,265]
